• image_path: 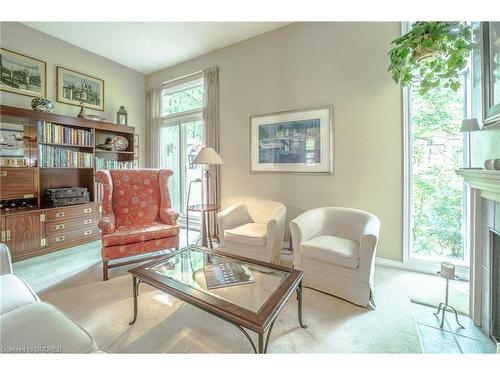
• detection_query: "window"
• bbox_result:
[160,76,204,221]
[403,24,472,271]
[162,79,204,117]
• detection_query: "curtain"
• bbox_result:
[203,66,220,236]
[145,85,163,168]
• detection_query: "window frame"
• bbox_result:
[401,23,471,280]
[162,76,204,118]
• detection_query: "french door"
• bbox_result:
[160,113,204,218]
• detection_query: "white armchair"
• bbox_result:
[216,200,286,264]
[290,207,380,307]
[0,244,101,353]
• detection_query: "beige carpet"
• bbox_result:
[38,261,425,353]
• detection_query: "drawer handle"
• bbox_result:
[84,208,92,214]
[1,231,5,242]
[84,219,92,225]
[56,235,65,242]
[55,224,65,230]
[0,171,7,177]
[84,229,93,235]
[6,230,10,241]
[55,212,65,218]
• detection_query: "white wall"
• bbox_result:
[472,129,500,166]
[0,22,147,166]
[148,22,403,261]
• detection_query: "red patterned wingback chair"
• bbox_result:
[96,169,180,280]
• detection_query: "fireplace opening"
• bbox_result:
[491,229,500,343]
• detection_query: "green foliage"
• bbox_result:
[388,22,472,95]
[410,83,464,259]
[162,84,204,116]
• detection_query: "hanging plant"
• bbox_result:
[388,22,473,94]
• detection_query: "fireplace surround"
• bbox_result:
[457,169,500,342]
[491,229,500,343]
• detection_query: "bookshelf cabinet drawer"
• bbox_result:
[46,214,99,234]
[45,203,97,222]
[47,226,98,246]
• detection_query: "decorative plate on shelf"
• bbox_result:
[111,136,129,151]
[84,114,107,122]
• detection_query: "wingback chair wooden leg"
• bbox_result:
[103,260,109,281]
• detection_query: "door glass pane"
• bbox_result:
[161,125,181,212]
[184,120,204,217]
[409,80,466,262]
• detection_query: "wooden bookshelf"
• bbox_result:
[95,150,134,154]
[0,104,136,261]
[39,142,94,148]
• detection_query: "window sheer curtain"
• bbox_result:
[145,85,162,168]
[203,66,220,237]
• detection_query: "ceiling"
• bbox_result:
[23,22,289,75]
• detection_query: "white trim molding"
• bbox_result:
[376,257,470,281]
[456,169,500,203]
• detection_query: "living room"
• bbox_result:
[1,1,499,373]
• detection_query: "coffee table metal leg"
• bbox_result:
[297,280,307,329]
[129,276,140,325]
[258,333,264,354]
[263,320,276,353]
[231,323,257,354]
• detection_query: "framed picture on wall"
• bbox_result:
[0,48,47,98]
[56,66,104,111]
[482,22,500,125]
[250,105,333,174]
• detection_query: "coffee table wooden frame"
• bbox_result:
[128,245,306,353]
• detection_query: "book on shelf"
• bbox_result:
[39,121,93,146]
[95,158,134,171]
[39,144,93,168]
[203,262,255,289]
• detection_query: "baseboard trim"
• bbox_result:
[375,257,470,281]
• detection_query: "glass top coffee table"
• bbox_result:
[128,245,306,353]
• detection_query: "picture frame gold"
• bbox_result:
[56,66,104,111]
[0,48,47,98]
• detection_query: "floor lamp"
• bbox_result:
[191,147,224,247]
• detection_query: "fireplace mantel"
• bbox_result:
[457,169,500,203]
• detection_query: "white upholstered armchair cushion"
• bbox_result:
[217,200,286,264]
[289,207,380,307]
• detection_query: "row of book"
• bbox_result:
[39,121,93,146]
[39,145,94,168]
[95,158,134,171]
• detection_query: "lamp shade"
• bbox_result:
[460,118,480,132]
[191,147,224,165]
